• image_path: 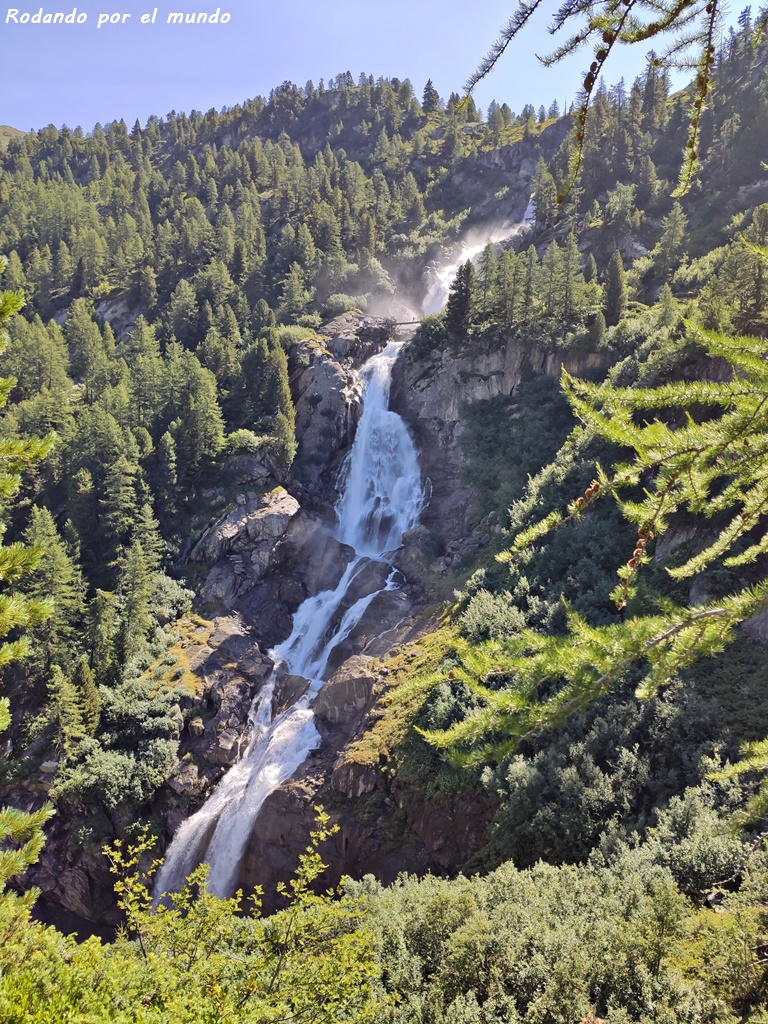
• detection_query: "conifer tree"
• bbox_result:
[71,658,100,736]
[48,665,85,756]
[584,253,598,284]
[422,79,441,113]
[0,258,55,892]
[478,243,498,318]
[87,590,118,687]
[603,249,627,326]
[133,503,164,576]
[652,202,688,282]
[588,309,607,346]
[99,455,139,568]
[153,431,178,518]
[445,261,476,335]
[21,506,84,672]
[532,158,558,228]
[522,245,538,322]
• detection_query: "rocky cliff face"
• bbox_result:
[390,335,612,577]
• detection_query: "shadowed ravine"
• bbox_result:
[154,341,423,900]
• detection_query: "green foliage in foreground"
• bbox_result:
[358,819,768,1023]
[0,813,377,1024]
[426,314,768,796]
[0,794,767,1024]
[0,259,55,920]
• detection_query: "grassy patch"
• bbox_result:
[342,624,460,773]
[342,623,521,803]
[143,613,214,697]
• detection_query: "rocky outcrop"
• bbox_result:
[191,488,360,642]
[390,336,612,573]
[180,617,272,763]
[194,487,300,563]
[232,624,495,914]
[292,345,360,493]
[290,314,389,495]
[314,656,377,730]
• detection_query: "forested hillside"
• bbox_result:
[0,60,569,818]
[1,5,768,1021]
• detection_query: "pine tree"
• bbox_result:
[116,540,153,662]
[71,658,100,736]
[531,158,558,229]
[588,309,607,346]
[21,506,84,672]
[63,299,103,384]
[603,250,627,326]
[87,590,118,686]
[651,202,688,282]
[478,243,498,318]
[167,279,199,348]
[0,258,55,892]
[445,261,476,335]
[48,665,85,756]
[277,263,313,323]
[134,503,164,576]
[100,455,139,568]
[541,242,563,319]
[658,283,677,327]
[523,246,539,323]
[153,431,178,518]
[422,79,441,113]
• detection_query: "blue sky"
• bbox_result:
[4,1,676,132]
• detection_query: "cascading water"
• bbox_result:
[421,201,536,316]
[154,340,423,901]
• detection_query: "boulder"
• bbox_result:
[314,656,377,727]
[331,759,380,799]
[192,487,300,567]
[168,761,203,797]
[272,673,310,715]
[210,729,247,767]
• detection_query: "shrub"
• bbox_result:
[460,590,525,642]
[223,428,269,457]
[321,293,368,316]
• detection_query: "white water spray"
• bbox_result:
[421,202,536,316]
[154,341,423,900]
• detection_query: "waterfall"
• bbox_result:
[421,202,536,316]
[154,340,423,901]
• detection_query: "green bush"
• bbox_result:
[460,590,525,643]
[322,293,368,316]
[278,324,319,347]
[483,687,723,869]
[222,428,270,457]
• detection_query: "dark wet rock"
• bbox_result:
[273,674,311,715]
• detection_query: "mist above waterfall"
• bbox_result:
[421,202,535,316]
